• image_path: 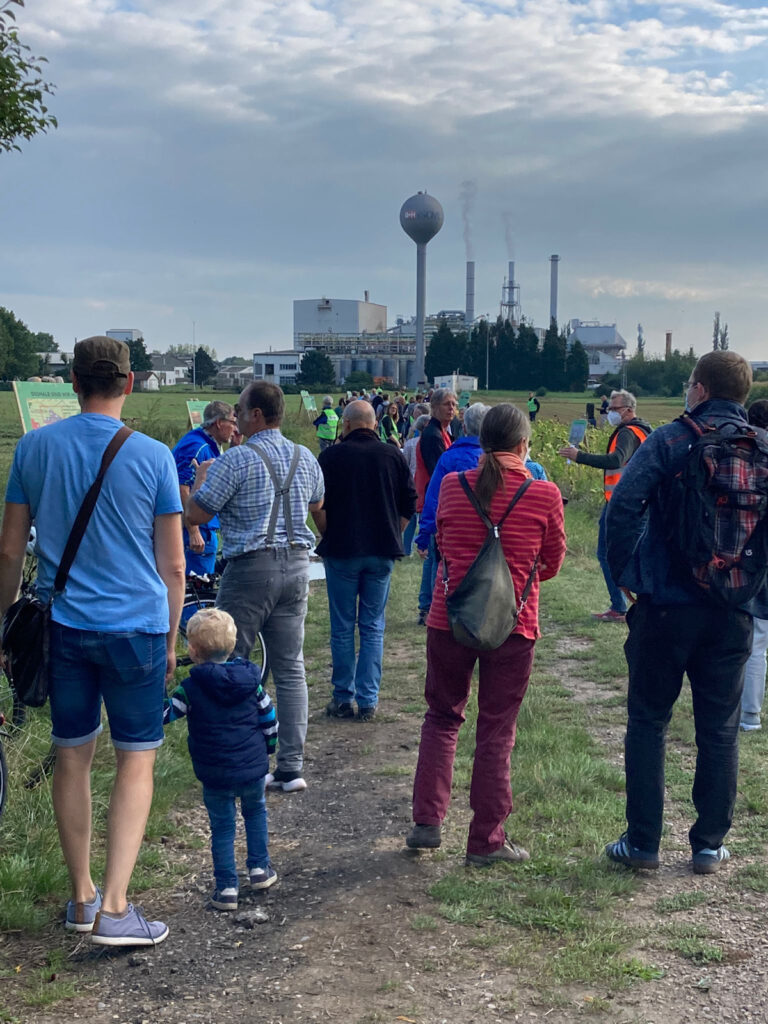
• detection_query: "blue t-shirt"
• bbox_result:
[6,413,182,633]
[172,428,221,531]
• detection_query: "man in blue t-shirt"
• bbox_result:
[172,402,238,576]
[0,336,185,948]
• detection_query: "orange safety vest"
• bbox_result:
[603,424,650,502]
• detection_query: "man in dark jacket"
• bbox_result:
[604,351,756,875]
[558,390,651,621]
[314,401,416,721]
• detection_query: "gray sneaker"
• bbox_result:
[65,886,102,933]
[91,904,169,947]
[249,866,278,890]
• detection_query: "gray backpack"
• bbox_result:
[442,473,538,650]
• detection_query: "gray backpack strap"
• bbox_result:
[247,442,302,546]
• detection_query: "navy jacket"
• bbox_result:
[164,658,277,789]
[606,399,765,608]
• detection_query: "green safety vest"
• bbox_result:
[527,398,538,412]
[317,409,339,440]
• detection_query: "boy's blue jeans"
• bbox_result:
[202,778,270,890]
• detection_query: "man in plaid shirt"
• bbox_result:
[187,382,324,793]
[604,351,757,876]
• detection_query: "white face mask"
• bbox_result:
[607,410,623,427]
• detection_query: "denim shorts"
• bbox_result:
[49,621,167,750]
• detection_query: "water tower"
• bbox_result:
[400,192,444,387]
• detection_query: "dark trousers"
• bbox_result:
[623,599,752,854]
[412,627,535,856]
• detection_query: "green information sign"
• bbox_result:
[186,401,210,428]
[13,381,80,434]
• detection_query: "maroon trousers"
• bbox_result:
[412,627,535,856]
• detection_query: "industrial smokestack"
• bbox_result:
[465,261,475,328]
[549,255,560,326]
[665,331,672,359]
[508,261,515,296]
[364,290,369,303]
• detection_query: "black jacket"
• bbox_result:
[316,428,416,559]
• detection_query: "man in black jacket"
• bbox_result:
[314,401,416,721]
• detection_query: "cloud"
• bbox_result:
[577,276,710,302]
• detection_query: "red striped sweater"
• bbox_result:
[428,467,567,640]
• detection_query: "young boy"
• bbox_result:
[164,608,278,910]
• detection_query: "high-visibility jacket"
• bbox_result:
[604,423,650,501]
[316,410,339,441]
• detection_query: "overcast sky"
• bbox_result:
[2,0,767,361]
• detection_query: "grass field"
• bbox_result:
[0,382,746,1016]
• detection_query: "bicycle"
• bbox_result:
[0,709,7,820]
[178,573,269,680]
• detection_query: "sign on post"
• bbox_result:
[13,381,80,434]
[186,401,210,429]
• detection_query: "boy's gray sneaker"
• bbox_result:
[325,699,355,719]
[692,846,730,875]
[211,887,239,911]
[90,904,169,947]
[65,886,102,933]
[249,866,278,890]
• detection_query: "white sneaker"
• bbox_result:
[265,769,307,792]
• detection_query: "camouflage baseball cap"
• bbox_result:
[72,336,131,379]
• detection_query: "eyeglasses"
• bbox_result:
[222,418,238,426]
[682,380,696,392]
[608,405,627,412]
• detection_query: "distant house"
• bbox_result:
[150,353,191,386]
[38,351,72,376]
[215,363,254,390]
[133,371,161,392]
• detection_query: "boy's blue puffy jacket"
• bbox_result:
[165,658,276,789]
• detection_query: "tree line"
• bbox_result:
[425,317,591,392]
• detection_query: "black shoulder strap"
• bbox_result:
[53,425,133,594]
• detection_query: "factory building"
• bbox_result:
[566,319,627,377]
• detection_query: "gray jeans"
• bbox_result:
[216,549,310,773]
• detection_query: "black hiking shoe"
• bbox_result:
[325,699,355,719]
[405,824,442,850]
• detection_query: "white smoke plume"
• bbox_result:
[503,210,515,258]
[460,179,477,261]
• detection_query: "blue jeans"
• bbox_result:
[324,555,394,709]
[202,779,270,890]
[418,536,439,613]
[402,514,418,557]
[597,504,628,613]
[49,622,166,750]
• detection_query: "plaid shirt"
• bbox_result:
[192,429,324,556]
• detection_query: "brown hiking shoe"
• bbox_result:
[465,838,530,867]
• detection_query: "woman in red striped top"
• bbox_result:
[406,403,566,866]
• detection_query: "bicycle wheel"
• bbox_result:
[176,597,269,680]
[0,737,7,821]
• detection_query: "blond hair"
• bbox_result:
[186,608,237,661]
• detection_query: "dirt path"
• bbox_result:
[6,621,768,1024]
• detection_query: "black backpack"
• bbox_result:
[442,474,538,650]
[664,414,768,606]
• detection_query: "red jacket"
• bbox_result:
[428,467,567,640]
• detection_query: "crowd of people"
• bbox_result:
[0,338,765,947]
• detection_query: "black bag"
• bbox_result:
[1,426,132,707]
[663,414,768,606]
[443,474,538,651]
[1,594,51,707]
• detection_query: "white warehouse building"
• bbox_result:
[294,296,387,346]
[566,319,627,377]
[252,350,302,388]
